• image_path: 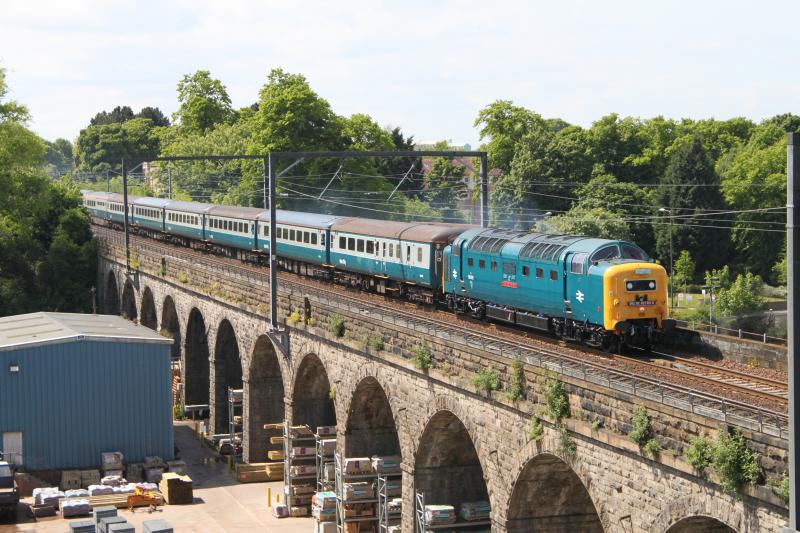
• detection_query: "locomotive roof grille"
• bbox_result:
[519,241,568,262]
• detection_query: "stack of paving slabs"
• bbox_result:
[343,457,374,476]
[143,518,174,533]
[312,491,336,522]
[69,520,96,533]
[159,472,193,504]
[291,484,315,497]
[98,515,128,533]
[80,469,101,488]
[371,455,400,474]
[387,498,402,514]
[460,500,491,521]
[290,505,309,517]
[383,478,401,497]
[342,482,374,501]
[125,463,144,483]
[93,505,117,526]
[108,522,135,533]
[61,470,82,490]
[88,484,114,495]
[342,502,374,519]
[424,504,456,525]
[344,523,376,533]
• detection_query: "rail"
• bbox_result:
[94,227,789,440]
[673,318,787,347]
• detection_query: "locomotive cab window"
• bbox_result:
[626,279,657,291]
[621,244,648,261]
[570,253,588,274]
[590,245,620,263]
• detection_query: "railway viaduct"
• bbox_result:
[96,228,789,532]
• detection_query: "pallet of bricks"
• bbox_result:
[312,424,337,531]
[422,499,491,531]
[284,423,318,517]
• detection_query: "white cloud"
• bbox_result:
[1,0,798,145]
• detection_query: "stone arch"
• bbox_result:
[213,318,243,434]
[140,287,157,330]
[184,307,210,409]
[650,495,745,533]
[104,270,120,315]
[160,295,181,362]
[247,335,285,463]
[414,409,490,517]
[292,353,336,430]
[344,376,401,458]
[121,279,137,321]
[665,517,737,533]
[506,453,602,533]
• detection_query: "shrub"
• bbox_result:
[438,360,454,377]
[328,313,345,337]
[306,316,316,327]
[473,365,501,395]
[543,376,570,422]
[685,436,714,471]
[529,417,544,441]
[365,334,384,351]
[286,309,302,326]
[129,248,140,269]
[628,406,651,445]
[506,357,525,402]
[173,404,184,420]
[772,474,789,505]
[257,303,268,315]
[643,439,661,458]
[328,387,336,400]
[556,425,576,459]
[159,258,167,276]
[411,342,432,371]
[177,271,189,283]
[591,417,603,430]
[712,427,760,494]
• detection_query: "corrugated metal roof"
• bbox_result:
[0,313,173,351]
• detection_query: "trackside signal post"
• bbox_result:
[785,132,800,533]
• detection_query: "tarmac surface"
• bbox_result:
[0,421,314,532]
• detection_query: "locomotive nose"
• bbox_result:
[602,262,669,332]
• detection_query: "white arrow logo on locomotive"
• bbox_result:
[452,269,458,279]
[575,290,585,303]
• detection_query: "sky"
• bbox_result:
[1,0,798,147]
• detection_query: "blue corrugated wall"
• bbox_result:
[0,339,173,470]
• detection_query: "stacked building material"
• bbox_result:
[143,518,174,533]
[459,500,491,521]
[61,498,91,517]
[101,452,124,473]
[93,504,117,525]
[68,521,96,533]
[125,463,144,483]
[236,463,272,483]
[424,504,456,525]
[271,502,289,518]
[387,498,402,514]
[383,478,401,497]
[267,450,284,461]
[89,484,114,496]
[291,484,315,496]
[316,426,336,436]
[319,438,336,456]
[291,446,315,458]
[342,502,374,519]
[64,489,90,499]
[315,521,336,533]
[61,470,82,490]
[371,455,401,474]
[264,462,283,480]
[98,515,128,533]
[290,464,316,477]
[290,425,314,438]
[108,522,135,533]
[33,487,63,506]
[290,505,309,517]
[343,457,373,476]
[80,469,101,488]
[312,490,337,522]
[100,474,126,487]
[159,472,193,504]
[166,460,187,474]
[342,481,374,501]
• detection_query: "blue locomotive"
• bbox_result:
[82,190,672,348]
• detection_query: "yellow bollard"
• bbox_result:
[267,487,271,506]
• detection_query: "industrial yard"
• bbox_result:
[1,422,310,533]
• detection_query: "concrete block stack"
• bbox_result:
[68,520,96,533]
[143,518,174,533]
[98,516,128,533]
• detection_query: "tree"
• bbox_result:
[425,153,466,222]
[90,105,135,126]
[44,138,73,172]
[673,250,695,294]
[474,100,546,175]
[655,136,730,276]
[587,113,649,183]
[74,117,161,174]
[173,70,235,133]
[0,68,96,315]
[137,106,170,127]
[535,206,632,241]
[378,126,423,198]
[715,273,765,318]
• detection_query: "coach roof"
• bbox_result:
[332,217,475,243]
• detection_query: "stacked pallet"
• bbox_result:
[265,462,283,481]
[236,462,273,483]
[159,472,193,504]
[60,490,164,509]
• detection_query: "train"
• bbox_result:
[82,190,673,350]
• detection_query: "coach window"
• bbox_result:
[417,248,423,262]
[388,244,393,258]
[522,265,530,276]
[467,257,474,267]
[339,236,346,249]
[382,242,386,257]
[366,241,374,254]
[311,233,317,245]
[550,270,558,281]
[357,239,365,253]
[289,229,295,241]
[304,232,310,244]
[479,259,485,269]
[348,237,356,251]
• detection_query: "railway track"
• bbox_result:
[93,225,789,437]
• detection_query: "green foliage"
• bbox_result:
[474,100,546,175]
[773,254,787,287]
[44,138,73,172]
[506,357,525,402]
[643,438,661,458]
[173,404,184,420]
[628,405,653,446]
[685,436,714,471]
[556,425,576,459]
[772,474,789,505]
[705,265,732,290]
[673,250,696,290]
[328,387,336,400]
[714,273,765,318]
[529,416,544,441]
[159,258,167,276]
[542,375,570,422]
[425,147,467,221]
[174,70,235,133]
[0,71,95,315]
[473,365,501,395]
[328,313,345,337]
[536,205,632,241]
[74,117,161,174]
[176,271,189,283]
[591,417,603,430]
[712,427,760,493]
[129,248,140,270]
[411,342,432,371]
[365,334,384,351]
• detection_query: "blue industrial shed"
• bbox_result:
[0,312,174,471]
